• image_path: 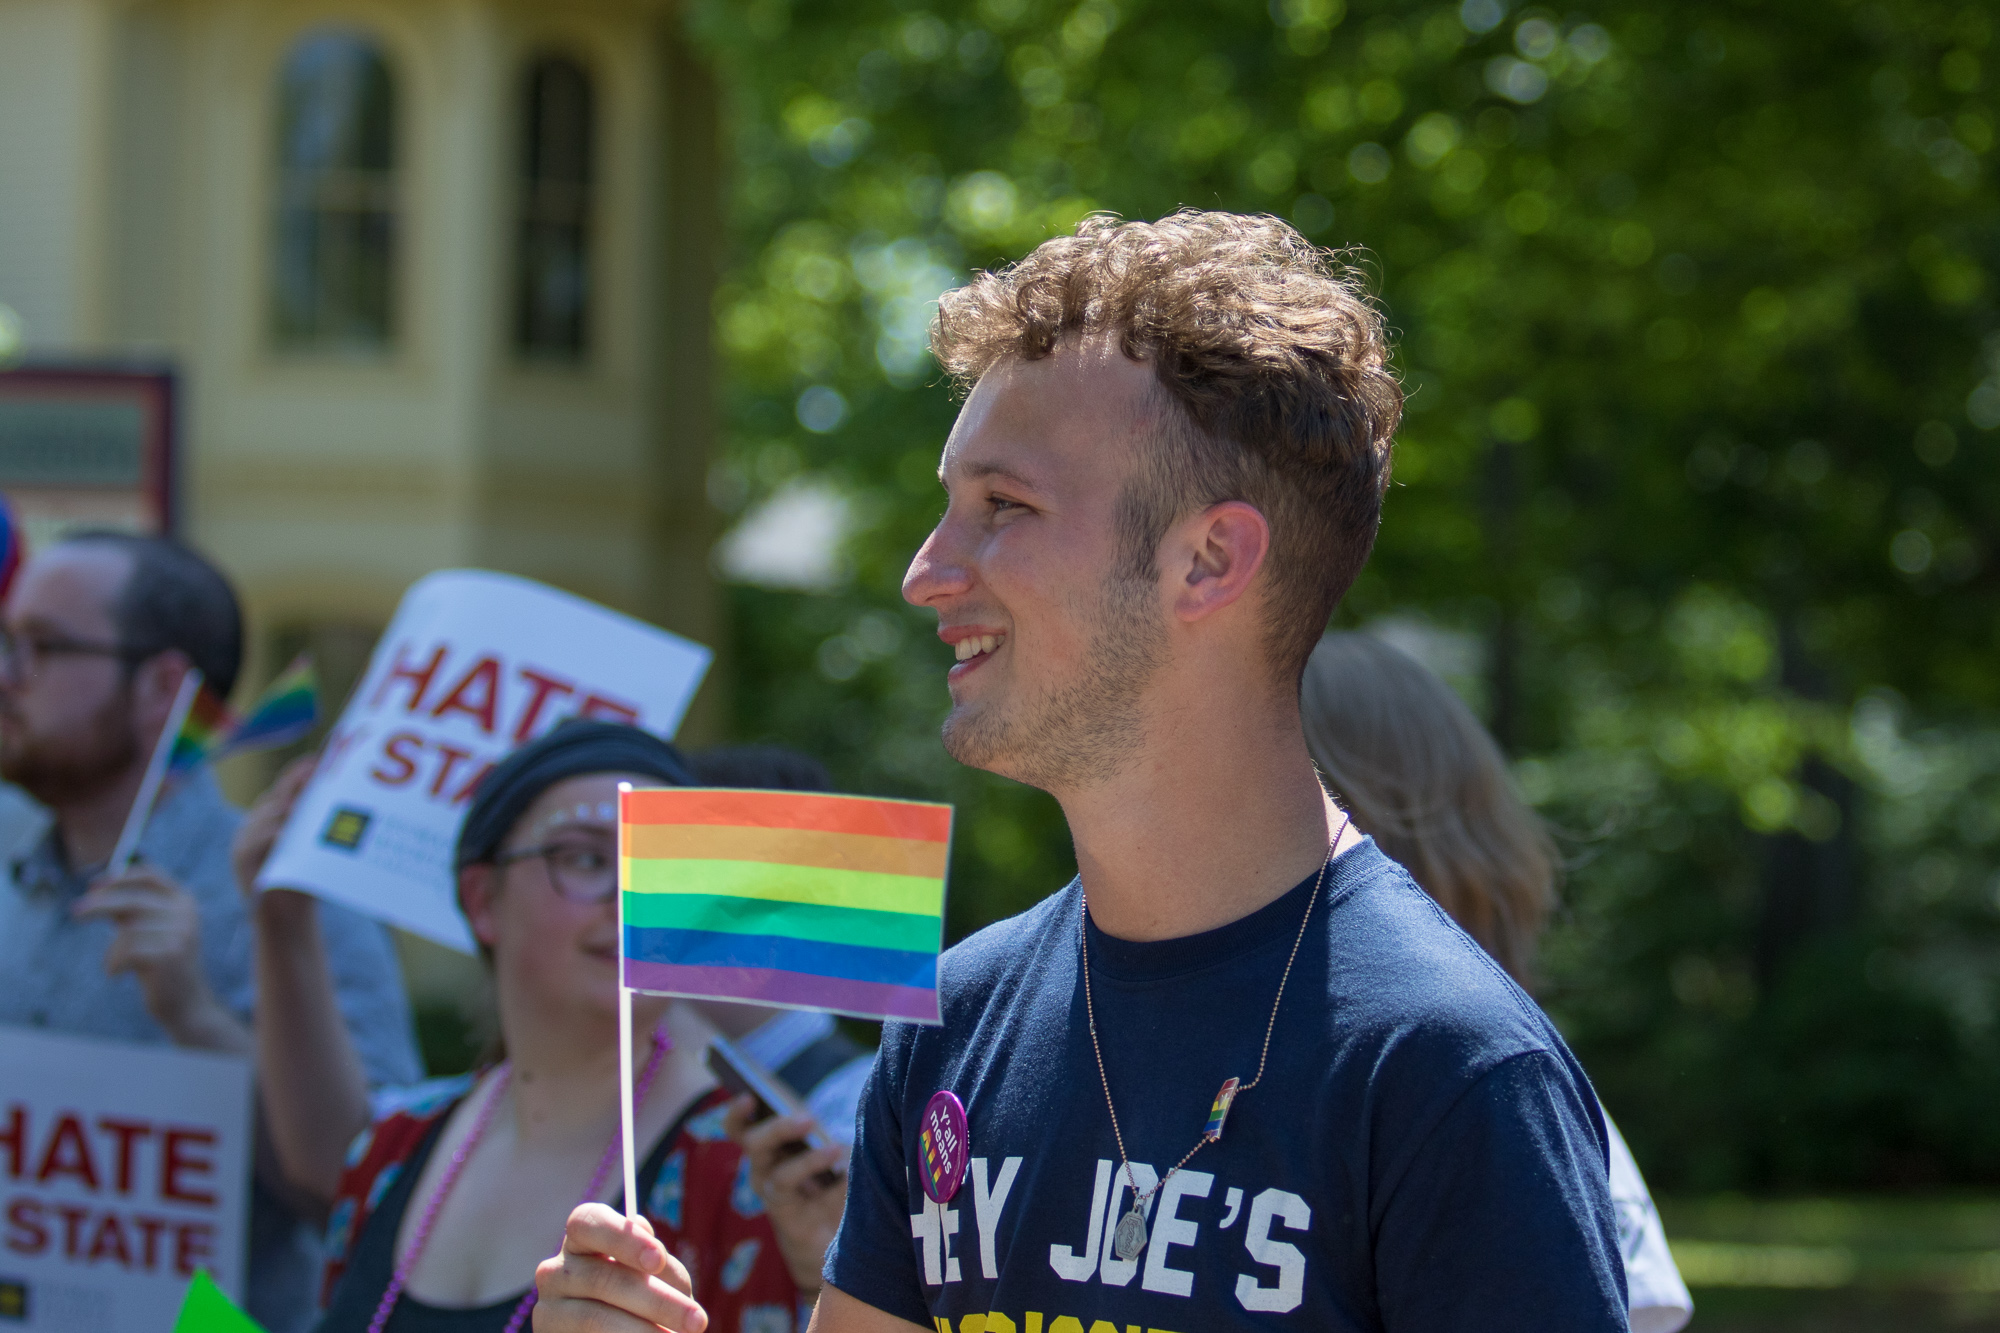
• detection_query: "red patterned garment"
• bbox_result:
[321,1079,805,1333]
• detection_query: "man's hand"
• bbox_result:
[233,756,317,902]
[725,1096,849,1294]
[72,866,248,1052]
[534,1203,709,1333]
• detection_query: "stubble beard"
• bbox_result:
[0,686,142,808]
[940,568,1165,793]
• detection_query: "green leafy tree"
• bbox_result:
[688,0,2000,1188]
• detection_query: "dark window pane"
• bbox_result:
[515,56,594,360]
[272,31,397,349]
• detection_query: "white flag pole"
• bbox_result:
[617,782,638,1221]
[107,668,203,874]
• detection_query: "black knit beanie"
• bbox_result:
[453,719,694,869]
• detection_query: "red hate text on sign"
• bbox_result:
[355,642,646,807]
[369,642,642,739]
[0,1106,221,1278]
[366,732,494,806]
[3,1201,214,1278]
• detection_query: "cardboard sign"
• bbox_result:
[257,570,711,952]
[0,1025,251,1332]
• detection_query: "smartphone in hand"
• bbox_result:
[706,1036,832,1153]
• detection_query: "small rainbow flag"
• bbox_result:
[220,654,318,756]
[619,787,951,1024]
[167,655,319,773]
[169,686,236,773]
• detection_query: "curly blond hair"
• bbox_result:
[932,210,1402,679]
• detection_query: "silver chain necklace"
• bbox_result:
[1081,814,1350,1263]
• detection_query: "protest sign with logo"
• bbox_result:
[0,1026,251,1332]
[256,569,711,952]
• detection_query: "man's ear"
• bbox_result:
[1171,500,1271,624]
[459,863,502,948]
[128,650,196,735]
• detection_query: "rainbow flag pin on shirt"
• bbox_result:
[618,787,951,1024]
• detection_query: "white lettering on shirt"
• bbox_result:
[970,1156,1022,1280]
[1235,1187,1312,1313]
[942,1201,962,1283]
[1219,1185,1244,1229]
[1047,1158,1113,1281]
[911,1195,942,1285]
[1141,1169,1213,1297]
[910,1195,963,1285]
[1096,1162,1160,1287]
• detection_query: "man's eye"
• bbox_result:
[988,495,1021,512]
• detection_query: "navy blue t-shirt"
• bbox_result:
[825,839,1626,1332]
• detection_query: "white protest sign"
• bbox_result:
[257,569,711,951]
[0,1025,250,1332]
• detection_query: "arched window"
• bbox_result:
[515,55,594,360]
[272,31,397,349]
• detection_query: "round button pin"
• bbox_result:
[918,1090,970,1204]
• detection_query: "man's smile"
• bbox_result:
[941,627,1008,681]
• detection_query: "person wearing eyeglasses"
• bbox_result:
[0,530,421,1333]
[238,721,812,1332]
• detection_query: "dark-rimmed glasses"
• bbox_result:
[494,835,617,904]
[0,627,148,683]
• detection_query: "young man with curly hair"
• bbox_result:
[536,212,1625,1332]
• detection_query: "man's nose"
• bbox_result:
[903,522,973,609]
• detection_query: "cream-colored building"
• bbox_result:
[0,0,725,734]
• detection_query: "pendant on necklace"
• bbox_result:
[1204,1076,1241,1142]
[1113,1206,1148,1261]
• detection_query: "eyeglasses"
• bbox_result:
[0,627,148,683]
[494,835,617,904]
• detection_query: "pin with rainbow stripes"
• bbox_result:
[918,1090,969,1203]
[608,783,953,1217]
[1204,1077,1241,1142]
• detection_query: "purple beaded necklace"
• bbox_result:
[366,1027,673,1333]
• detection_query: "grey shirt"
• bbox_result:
[0,769,422,1333]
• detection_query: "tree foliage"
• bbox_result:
[687,0,2000,1188]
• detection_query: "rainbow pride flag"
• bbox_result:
[222,654,318,755]
[167,655,319,773]
[169,687,236,773]
[620,787,951,1023]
